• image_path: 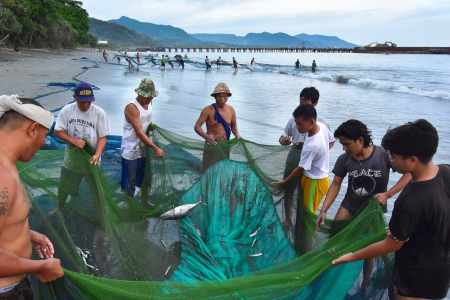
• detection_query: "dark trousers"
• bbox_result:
[0,277,33,300]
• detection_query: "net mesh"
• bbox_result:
[19,125,393,299]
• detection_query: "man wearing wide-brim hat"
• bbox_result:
[194,82,240,172]
[121,78,164,209]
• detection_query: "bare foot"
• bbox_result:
[141,201,155,209]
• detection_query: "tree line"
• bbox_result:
[0,0,97,49]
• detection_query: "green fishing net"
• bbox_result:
[18,125,393,299]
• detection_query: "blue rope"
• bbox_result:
[33,59,101,112]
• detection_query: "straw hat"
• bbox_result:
[211,82,232,97]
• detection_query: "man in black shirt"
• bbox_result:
[332,119,450,299]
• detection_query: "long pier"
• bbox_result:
[129,46,450,55]
[134,47,353,53]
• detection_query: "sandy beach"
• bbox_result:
[0,48,107,110]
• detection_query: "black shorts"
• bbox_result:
[394,263,450,299]
[341,196,387,215]
[0,277,33,300]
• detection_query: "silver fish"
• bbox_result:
[251,239,257,250]
[76,246,98,271]
[160,239,167,248]
[249,227,261,237]
[160,201,202,220]
[195,226,202,237]
[249,253,262,257]
[165,265,171,276]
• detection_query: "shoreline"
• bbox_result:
[0,48,108,110]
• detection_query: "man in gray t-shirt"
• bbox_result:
[316,119,411,228]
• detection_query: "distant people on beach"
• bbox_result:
[136,52,140,65]
[216,56,222,69]
[233,57,238,71]
[159,56,166,69]
[53,82,110,213]
[278,87,334,225]
[251,58,256,65]
[116,51,121,64]
[167,55,174,68]
[205,56,212,70]
[175,55,181,66]
[194,82,240,172]
[179,56,185,69]
[312,60,317,72]
[124,52,131,68]
[0,95,64,293]
[121,78,164,208]
[295,59,300,68]
[102,50,109,63]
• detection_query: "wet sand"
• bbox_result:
[0,48,107,110]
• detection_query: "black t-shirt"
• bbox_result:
[388,164,450,298]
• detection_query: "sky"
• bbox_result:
[81,0,450,46]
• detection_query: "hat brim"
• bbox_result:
[211,92,232,97]
[75,95,95,102]
[135,88,158,98]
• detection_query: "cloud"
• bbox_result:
[81,0,450,46]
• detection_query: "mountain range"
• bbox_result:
[89,16,359,48]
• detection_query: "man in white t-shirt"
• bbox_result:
[279,87,334,225]
[273,103,334,213]
[53,82,110,211]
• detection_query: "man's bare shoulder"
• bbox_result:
[125,102,138,112]
[124,103,140,119]
[202,104,214,111]
[200,104,215,116]
[225,104,236,111]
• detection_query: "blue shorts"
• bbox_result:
[121,157,146,197]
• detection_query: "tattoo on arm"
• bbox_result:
[0,187,8,215]
[1,187,8,200]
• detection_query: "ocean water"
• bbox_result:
[85,51,450,218]
[69,51,449,298]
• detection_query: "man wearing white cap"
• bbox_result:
[53,82,110,211]
[121,78,164,208]
[0,95,64,298]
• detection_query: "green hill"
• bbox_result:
[89,18,158,47]
[109,16,202,47]
[294,34,358,48]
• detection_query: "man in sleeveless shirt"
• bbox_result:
[121,78,164,209]
[194,82,240,173]
[0,96,64,299]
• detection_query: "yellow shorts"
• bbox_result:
[301,176,329,213]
